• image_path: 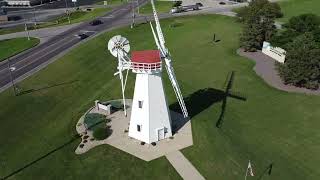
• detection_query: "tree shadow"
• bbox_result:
[17,80,79,96]
[1,134,81,180]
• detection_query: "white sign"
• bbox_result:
[262,41,286,63]
[72,0,77,2]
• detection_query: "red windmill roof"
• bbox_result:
[131,50,161,63]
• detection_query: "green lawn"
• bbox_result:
[0,7,111,35]
[278,0,320,21]
[1,15,320,180]
[0,37,39,62]
[139,1,174,14]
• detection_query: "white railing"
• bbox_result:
[122,61,162,72]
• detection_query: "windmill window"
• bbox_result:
[138,101,143,108]
[137,125,141,132]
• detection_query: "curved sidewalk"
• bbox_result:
[237,49,320,95]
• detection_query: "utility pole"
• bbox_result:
[8,59,17,96]
[33,8,37,28]
[131,0,135,28]
[136,0,139,14]
[64,0,71,24]
[24,23,30,40]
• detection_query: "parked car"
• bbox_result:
[90,19,103,26]
[219,2,226,5]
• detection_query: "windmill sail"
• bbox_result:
[151,0,165,48]
[164,58,189,117]
[150,0,189,118]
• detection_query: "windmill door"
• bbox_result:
[157,128,165,141]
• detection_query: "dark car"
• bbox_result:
[196,2,203,7]
[90,19,103,26]
[77,33,89,40]
[219,2,226,5]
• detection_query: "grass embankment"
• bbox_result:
[0,37,39,62]
[1,15,320,180]
[139,1,174,14]
[0,7,110,35]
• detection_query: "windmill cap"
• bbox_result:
[131,50,161,63]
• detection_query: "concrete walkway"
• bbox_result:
[166,151,205,180]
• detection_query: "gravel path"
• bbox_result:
[237,49,320,95]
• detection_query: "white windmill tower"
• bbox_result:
[107,0,188,144]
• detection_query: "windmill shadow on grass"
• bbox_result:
[215,71,246,128]
[169,71,246,132]
[1,134,81,180]
[16,80,79,96]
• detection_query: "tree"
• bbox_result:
[237,0,282,22]
[239,0,281,51]
[173,1,182,7]
[240,23,264,51]
[277,33,320,89]
[272,14,320,47]
[285,14,320,33]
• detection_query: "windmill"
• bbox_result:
[107,0,188,144]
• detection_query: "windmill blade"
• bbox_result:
[150,22,165,56]
[164,57,189,118]
[151,0,166,48]
[124,68,129,91]
[118,55,127,117]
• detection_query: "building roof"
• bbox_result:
[131,50,161,63]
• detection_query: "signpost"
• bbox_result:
[8,59,18,96]
[262,41,286,63]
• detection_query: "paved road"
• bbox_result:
[0,0,255,93]
[0,22,80,42]
[4,0,102,12]
[0,0,148,93]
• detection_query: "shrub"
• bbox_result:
[84,113,106,130]
[93,127,112,140]
[277,33,320,89]
[173,1,182,7]
[272,14,320,47]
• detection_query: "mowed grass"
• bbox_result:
[139,1,174,14]
[0,37,39,62]
[279,0,320,21]
[0,8,110,35]
[1,14,320,180]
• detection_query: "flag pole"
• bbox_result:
[245,163,249,180]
